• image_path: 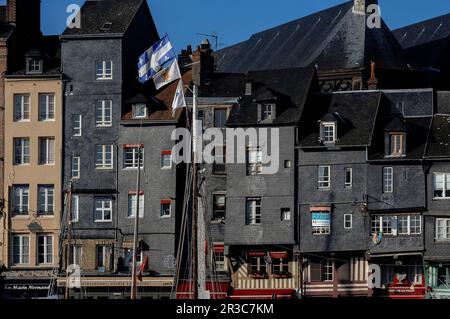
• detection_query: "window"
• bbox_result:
[397,215,422,235]
[123,146,144,169]
[161,151,172,169]
[246,198,261,225]
[284,160,292,168]
[128,193,144,218]
[344,214,352,229]
[94,197,112,222]
[398,215,409,235]
[213,146,226,174]
[318,166,330,189]
[71,195,79,222]
[322,122,336,143]
[96,245,110,270]
[197,110,205,130]
[271,257,289,274]
[12,235,29,264]
[383,167,393,193]
[132,104,147,119]
[281,208,291,221]
[72,156,80,179]
[323,259,334,281]
[14,138,30,165]
[95,100,112,127]
[247,146,262,175]
[160,200,171,218]
[312,211,331,235]
[27,58,42,73]
[345,168,352,188]
[39,137,55,165]
[96,144,113,169]
[433,173,450,198]
[37,235,53,264]
[14,94,30,121]
[12,185,29,215]
[69,245,82,266]
[39,94,55,121]
[389,133,403,156]
[310,259,333,282]
[96,60,113,80]
[436,219,450,240]
[214,108,227,128]
[250,254,267,275]
[371,216,393,235]
[72,114,82,136]
[38,185,54,215]
[214,251,225,272]
[212,194,226,220]
[261,103,276,121]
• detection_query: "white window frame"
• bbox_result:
[389,133,403,156]
[345,168,353,188]
[212,193,226,220]
[344,214,352,229]
[70,245,82,266]
[128,194,144,218]
[72,156,80,179]
[71,195,79,223]
[160,202,171,218]
[94,196,113,222]
[323,259,334,282]
[161,152,172,169]
[383,167,393,194]
[72,114,82,137]
[14,94,30,122]
[132,103,147,119]
[95,100,112,127]
[246,198,261,225]
[213,108,228,128]
[38,93,55,121]
[37,234,53,265]
[436,218,450,240]
[281,208,291,221]
[12,185,29,215]
[318,166,331,189]
[247,146,263,175]
[433,173,450,199]
[312,211,331,235]
[96,60,113,80]
[96,245,110,269]
[123,147,144,169]
[261,103,276,121]
[39,137,55,165]
[371,215,394,235]
[14,138,30,165]
[12,235,30,265]
[38,185,55,215]
[96,144,114,169]
[213,249,226,272]
[322,122,336,143]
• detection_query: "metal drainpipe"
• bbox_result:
[114,140,119,273]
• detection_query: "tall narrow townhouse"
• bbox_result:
[297,91,382,297]
[58,0,159,298]
[1,35,62,299]
[423,91,450,299]
[224,67,318,299]
[0,0,44,274]
[366,89,433,299]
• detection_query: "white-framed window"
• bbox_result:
[69,245,82,266]
[160,201,171,218]
[214,250,226,272]
[323,259,334,281]
[39,137,55,165]
[246,197,261,225]
[383,167,393,193]
[96,60,113,80]
[72,114,82,136]
[345,168,352,188]
[123,146,144,169]
[344,214,352,229]
[128,193,144,218]
[37,234,53,264]
[436,218,450,240]
[39,93,55,121]
[322,122,336,143]
[96,144,113,169]
[214,108,227,128]
[312,211,331,235]
[433,173,450,198]
[212,193,226,220]
[389,133,403,156]
[398,215,422,235]
[132,103,147,119]
[249,254,267,274]
[72,156,80,179]
[281,208,291,221]
[271,256,289,274]
[12,235,30,265]
[14,137,30,165]
[261,103,276,121]
[38,185,54,215]
[161,151,172,169]
[371,215,394,235]
[94,196,112,222]
[95,100,112,127]
[247,146,263,175]
[27,58,42,74]
[96,245,110,270]
[71,195,79,222]
[12,185,29,215]
[318,166,330,189]
[14,94,30,121]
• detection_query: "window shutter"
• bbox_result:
[310,261,322,281]
[257,104,262,122]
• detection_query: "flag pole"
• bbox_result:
[131,145,142,299]
[191,84,199,299]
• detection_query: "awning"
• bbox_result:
[213,243,224,253]
[269,251,288,259]
[310,206,331,212]
[369,251,423,258]
[248,251,266,257]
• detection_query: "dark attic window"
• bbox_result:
[26,58,43,74]
[101,22,113,32]
[258,103,276,122]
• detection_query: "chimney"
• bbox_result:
[7,0,41,31]
[192,39,215,86]
[353,0,379,15]
[367,61,378,90]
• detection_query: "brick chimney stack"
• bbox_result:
[7,0,41,32]
[192,39,215,86]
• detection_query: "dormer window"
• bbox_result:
[101,22,113,32]
[132,104,147,119]
[261,103,276,121]
[27,58,42,74]
[389,133,403,156]
[322,122,336,143]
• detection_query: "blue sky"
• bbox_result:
[6,0,450,52]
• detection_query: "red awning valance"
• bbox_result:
[213,243,224,253]
[269,252,288,259]
[161,150,172,155]
[160,199,171,205]
[310,206,331,212]
[248,251,266,257]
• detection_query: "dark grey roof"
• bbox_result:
[62,0,145,37]
[425,115,450,158]
[0,23,15,39]
[227,67,317,126]
[214,1,409,73]
[199,73,246,97]
[384,116,408,132]
[300,91,381,147]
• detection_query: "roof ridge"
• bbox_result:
[394,12,450,32]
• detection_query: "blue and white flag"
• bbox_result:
[172,80,186,115]
[153,59,181,90]
[138,35,176,84]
